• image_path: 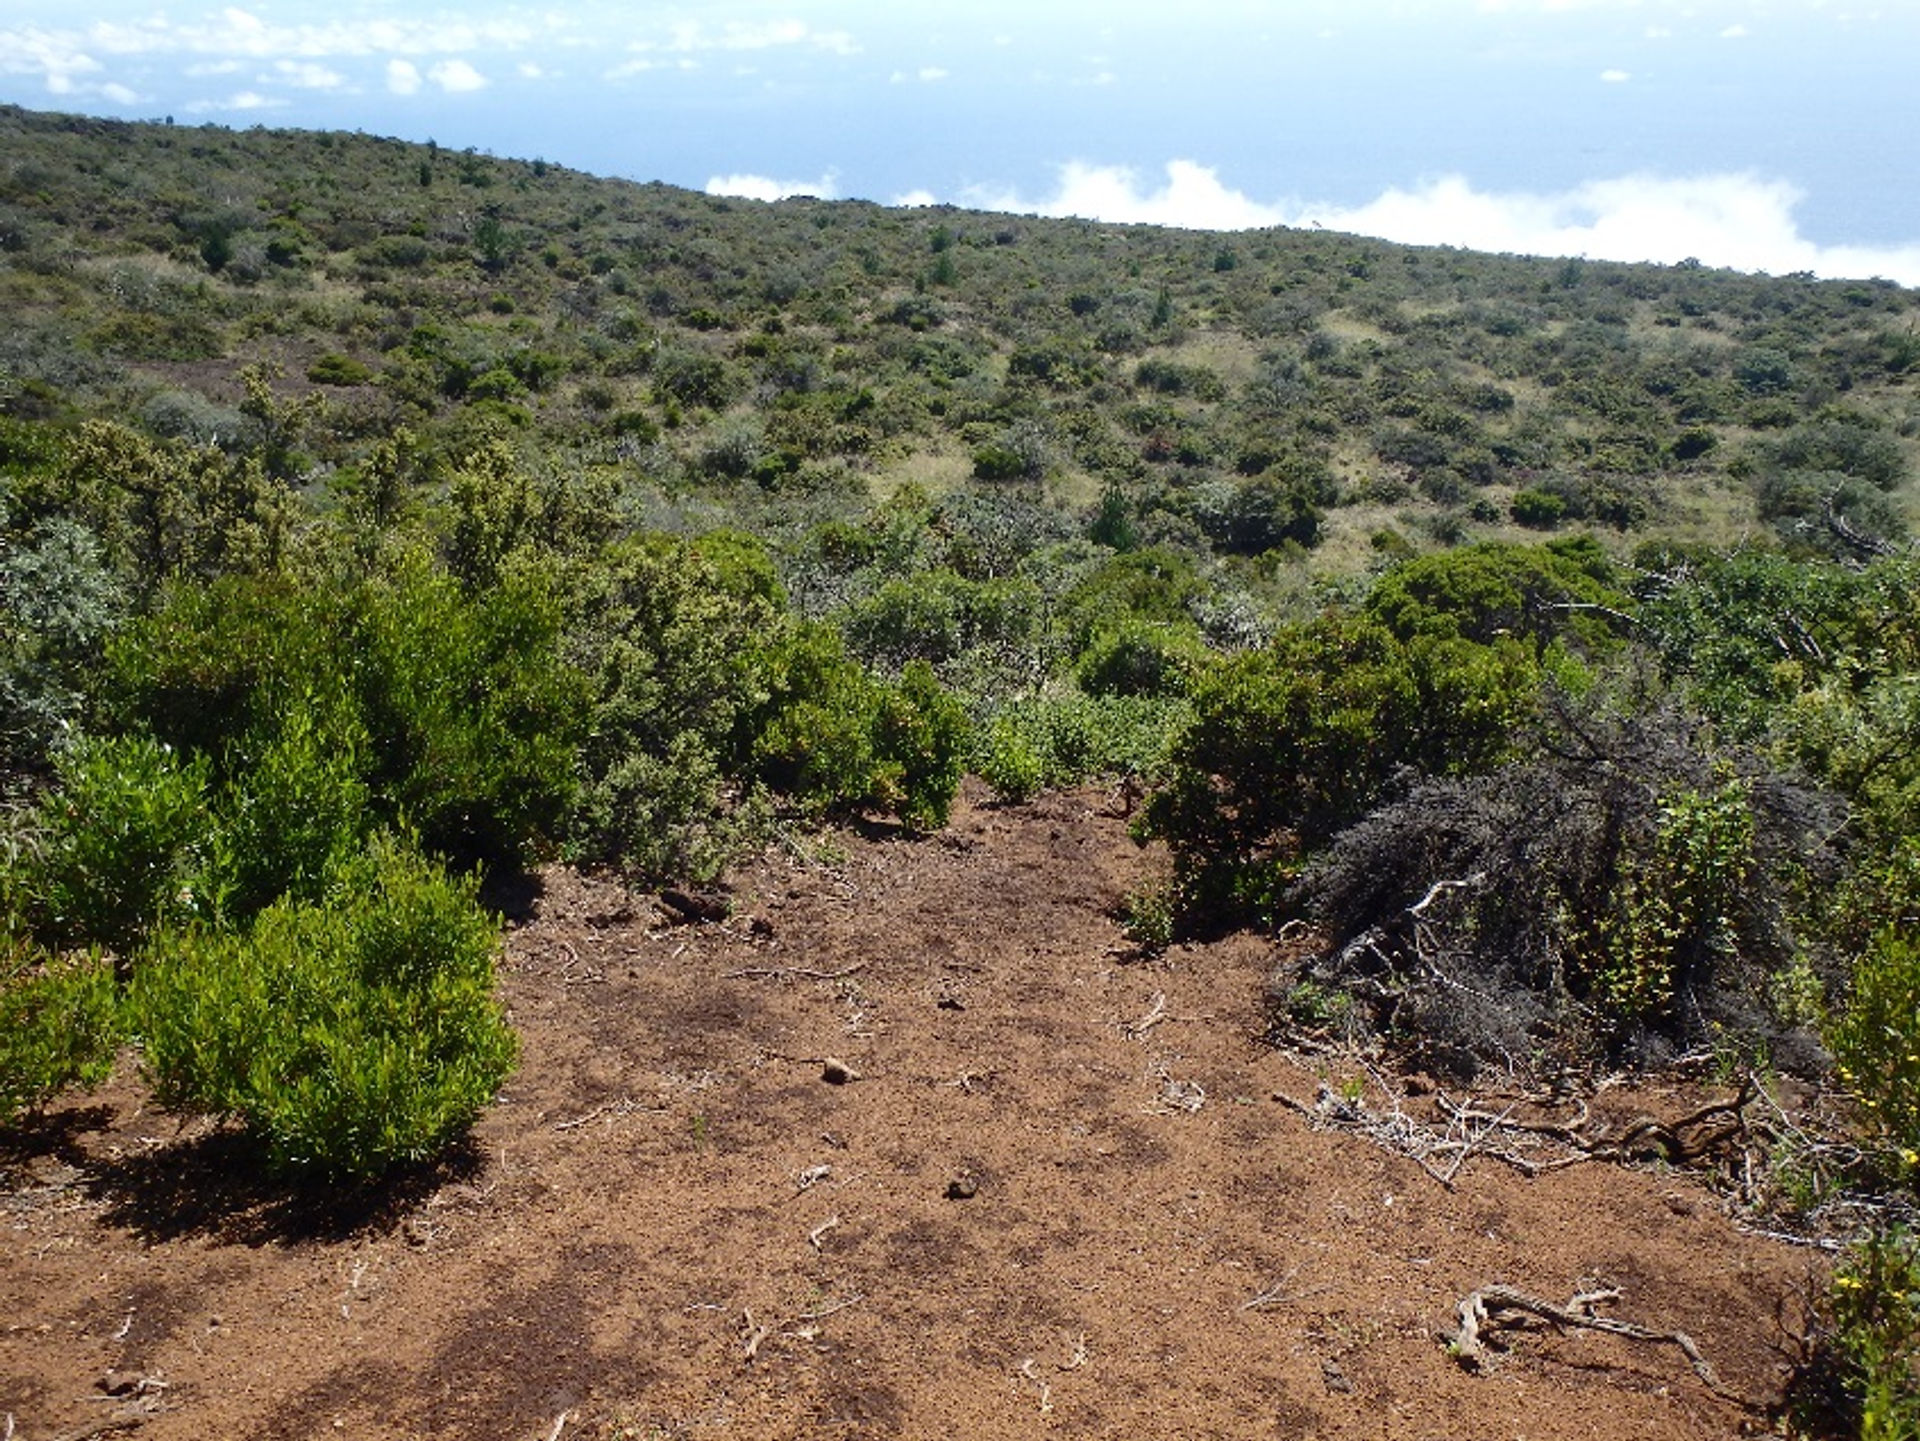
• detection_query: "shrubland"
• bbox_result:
[1,103,1917,1424]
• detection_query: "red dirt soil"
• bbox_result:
[2,783,1824,1439]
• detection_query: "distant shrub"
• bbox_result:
[132,834,515,1177]
[306,353,375,387]
[975,691,1191,803]
[1509,487,1567,528]
[1075,619,1203,698]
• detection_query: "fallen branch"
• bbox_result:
[552,1097,663,1131]
[740,1294,865,1361]
[1017,1359,1054,1414]
[1123,992,1169,1040]
[724,962,870,982]
[1448,1283,1755,1407]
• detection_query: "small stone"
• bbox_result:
[1320,1358,1355,1395]
[946,1172,979,1200]
[821,1057,858,1085]
[748,915,775,938]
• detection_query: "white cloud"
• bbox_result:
[1600,68,1630,82]
[891,65,949,84]
[919,66,949,82]
[648,20,858,57]
[705,170,839,202]
[99,81,138,104]
[966,160,1290,231]
[1720,23,1749,38]
[386,58,421,95]
[893,188,939,208]
[275,60,344,89]
[184,89,285,113]
[517,61,547,79]
[961,161,1920,286]
[428,58,487,92]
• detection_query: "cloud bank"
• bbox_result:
[705,171,839,203]
[965,161,1920,286]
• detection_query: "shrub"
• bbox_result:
[1141,614,1541,922]
[30,733,216,953]
[1075,619,1203,698]
[869,660,970,831]
[1509,488,1567,528]
[0,517,124,778]
[1832,930,1920,1159]
[0,943,119,1124]
[1810,1227,1920,1441]
[566,531,784,876]
[975,691,1191,803]
[132,834,515,1177]
[1287,698,1838,1076]
[307,353,375,387]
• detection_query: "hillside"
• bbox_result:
[2,102,1916,581]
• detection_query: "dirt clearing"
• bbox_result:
[2,783,1820,1439]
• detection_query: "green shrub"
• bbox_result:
[306,353,375,386]
[1819,1227,1920,1441]
[215,696,370,917]
[976,716,1047,803]
[1141,614,1540,922]
[566,531,785,875]
[0,943,119,1124]
[1076,619,1203,698]
[870,660,970,831]
[974,691,1191,803]
[1833,930,1920,1160]
[1574,772,1756,1021]
[132,834,515,1177]
[31,733,216,952]
[114,563,586,874]
[1509,488,1567,528]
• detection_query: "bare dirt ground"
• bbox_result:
[2,783,1826,1440]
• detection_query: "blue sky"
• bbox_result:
[5,0,1919,283]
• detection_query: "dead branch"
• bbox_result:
[1059,1332,1090,1370]
[807,1215,841,1251]
[724,962,870,982]
[1017,1359,1054,1414]
[552,1097,663,1131]
[1240,1265,1333,1312]
[1123,992,1168,1039]
[47,1420,149,1441]
[1448,1283,1756,1408]
[740,1309,772,1361]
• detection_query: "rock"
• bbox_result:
[945,1172,979,1200]
[821,1056,859,1085]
